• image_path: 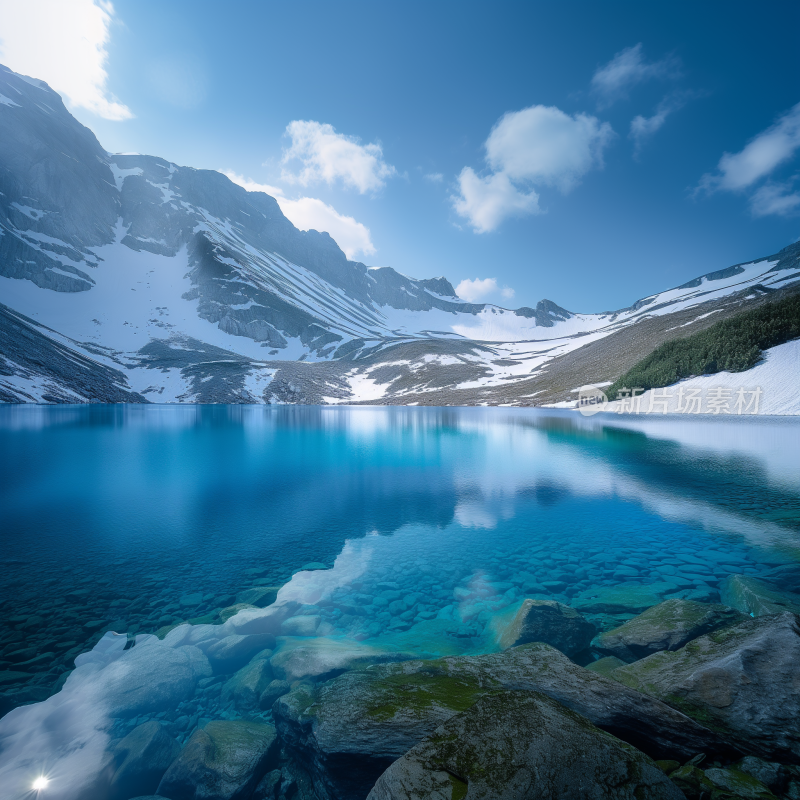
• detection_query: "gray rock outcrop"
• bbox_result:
[719,575,800,617]
[498,599,596,656]
[594,599,744,662]
[613,611,800,761]
[368,690,685,800]
[273,643,735,800]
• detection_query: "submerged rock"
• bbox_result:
[156,720,278,800]
[719,575,800,617]
[236,587,281,609]
[109,721,181,800]
[259,679,291,711]
[273,643,734,800]
[89,641,210,717]
[613,611,800,761]
[204,633,276,674]
[498,599,595,656]
[368,690,684,800]
[281,615,321,637]
[221,651,274,713]
[594,599,744,662]
[270,639,413,684]
[573,583,678,614]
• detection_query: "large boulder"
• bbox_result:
[594,599,744,662]
[719,575,800,618]
[273,643,735,800]
[156,720,278,800]
[612,612,800,762]
[498,599,595,656]
[368,690,684,800]
[109,721,181,800]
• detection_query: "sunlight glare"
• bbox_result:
[33,777,49,791]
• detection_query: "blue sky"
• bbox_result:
[1,0,799,311]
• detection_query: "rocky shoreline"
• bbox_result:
[1,563,799,799]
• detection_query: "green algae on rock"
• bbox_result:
[703,766,778,799]
[719,575,800,618]
[594,599,744,663]
[612,612,800,761]
[273,642,736,800]
[586,655,627,677]
[367,690,684,800]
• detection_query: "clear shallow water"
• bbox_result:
[1,405,799,796]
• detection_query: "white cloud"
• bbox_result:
[424,172,444,183]
[0,0,131,120]
[486,105,614,192]
[222,170,284,197]
[749,182,800,217]
[455,277,516,303]
[280,120,396,194]
[700,102,800,193]
[223,170,375,259]
[591,43,681,107]
[452,169,540,234]
[456,277,498,302]
[452,104,612,232]
[277,196,375,259]
[629,91,693,155]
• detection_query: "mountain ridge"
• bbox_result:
[1,63,799,406]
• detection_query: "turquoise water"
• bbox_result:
[0,405,799,796]
[2,405,799,680]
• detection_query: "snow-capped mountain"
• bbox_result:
[1,64,799,405]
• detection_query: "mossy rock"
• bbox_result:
[594,599,744,662]
[719,575,800,618]
[368,691,684,799]
[670,764,716,799]
[273,642,737,800]
[612,612,800,761]
[704,767,777,799]
[586,656,627,678]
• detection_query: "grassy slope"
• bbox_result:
[606,292,800,401]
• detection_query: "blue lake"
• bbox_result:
[0,405,799,796]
